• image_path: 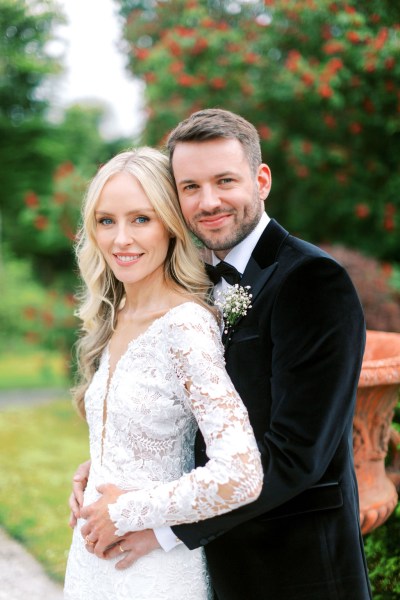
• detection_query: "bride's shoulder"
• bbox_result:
[167,300,216,325]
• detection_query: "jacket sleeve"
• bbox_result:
[173,256,366,548]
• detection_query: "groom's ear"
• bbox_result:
[257,164,272,202]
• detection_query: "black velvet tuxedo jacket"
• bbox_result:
[173,219,372,600]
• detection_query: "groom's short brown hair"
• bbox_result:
[166,108,262,176]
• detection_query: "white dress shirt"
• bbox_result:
[154,212,270,552]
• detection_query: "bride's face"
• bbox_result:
[94,172,171,287]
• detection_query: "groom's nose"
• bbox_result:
[198,184,222,211]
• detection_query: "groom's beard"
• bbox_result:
[185,190,263,255]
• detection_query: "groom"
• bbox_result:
[73,109,372,599]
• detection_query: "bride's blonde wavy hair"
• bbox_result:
[73,147,211,418]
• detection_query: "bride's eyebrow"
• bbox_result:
[95,208,157,216]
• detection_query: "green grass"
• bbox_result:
[0,398,88,582]
[0,349,70,390]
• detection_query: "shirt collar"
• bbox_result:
[212,212,270,272]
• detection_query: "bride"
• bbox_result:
[64,147,262,599]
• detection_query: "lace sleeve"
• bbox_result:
[108,304,263,535]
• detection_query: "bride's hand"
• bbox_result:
[68,459,91,528]
[80,483,124,556]
[103,530,161,569]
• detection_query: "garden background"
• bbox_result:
[0,0,399,597]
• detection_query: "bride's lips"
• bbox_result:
[198,214,233,229]
[113,253,143,266]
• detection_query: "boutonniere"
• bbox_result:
[214,284,253,335]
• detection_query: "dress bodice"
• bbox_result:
[83,302,262,534]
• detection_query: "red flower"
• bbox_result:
[241,82,255,96]
[321,25,332,40]
[296,165,309,178]
[355,204,370,219]
[302,141,313,154]
[301,72,314,86]
[227,43,241,53]
[384,217,395,231]
[336,172,348,185]
[191,38,208,55]
[210,77,226,90]
[370,14,381,24]
[34,215,49,230]
[244,52,259,65]
[169,61,184,74]
[42,311,54,327]
[364,59,376,73]
[134,48,150,61]
[323,41,344,54]
[385,57,395,70]
[175,26,195,38]
[349,122,362,134]
[64,294,76,307]
[178,73,197,87]
[258,125,271,140]
[144,72,156,83]
[347,31,361,44]
[326,57,343,74]
[23,306,37,320]
[323,114,336,128]
[363,99,375,113]
[168,40,182,57]
[54,162,74,181]
[318,83,333,98]
[25,191,39,208]
[373,28,388,50]
[385,203,396,216]
[54,192,67,204]
[201,17,214,28]
[382,263,393,277]
[285,50,301,72]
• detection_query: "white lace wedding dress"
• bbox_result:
[64,302,262,600]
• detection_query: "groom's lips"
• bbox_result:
[198,214,233,229]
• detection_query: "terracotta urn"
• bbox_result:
[353,330,400,535]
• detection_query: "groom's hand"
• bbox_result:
[80,483,124,557]
[103,530,161,570]
[68,459,91,528]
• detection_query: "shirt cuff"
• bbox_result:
[153,526,183,552]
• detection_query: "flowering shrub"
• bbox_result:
[21,289,78,360]
[18,161,87,279]
[117,0,400,261]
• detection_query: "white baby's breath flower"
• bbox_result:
[214,285,253,334]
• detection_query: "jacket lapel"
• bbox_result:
[222,219,289,344]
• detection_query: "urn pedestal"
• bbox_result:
[353,330,400,535]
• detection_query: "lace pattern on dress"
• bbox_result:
[108,303,262,535]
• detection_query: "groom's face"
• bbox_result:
[172,138,270,259]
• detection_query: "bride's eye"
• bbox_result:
[135,216,149,224]
[98,217,113,225]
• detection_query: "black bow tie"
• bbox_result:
[205,261,242,286]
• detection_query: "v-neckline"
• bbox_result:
[99,301,199,464]
[105,300,199,384]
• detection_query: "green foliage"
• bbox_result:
[0,0,63,225]
[117,0,400,261]
[0,253,78,366]
[0,399,88,581]
[364,505,400,599]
